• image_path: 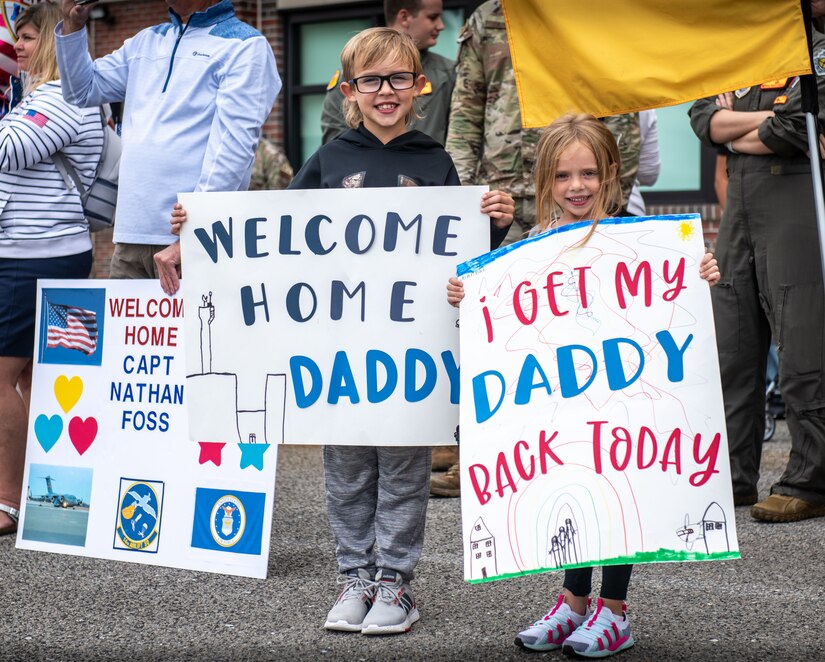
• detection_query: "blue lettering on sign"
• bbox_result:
[470,330,695,423]
[289,349,458,408]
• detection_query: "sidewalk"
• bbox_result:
[2,420,824,661]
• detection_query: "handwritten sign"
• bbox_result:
[457,215,740,582]
[178,187,489,445]
[17,280,277,579]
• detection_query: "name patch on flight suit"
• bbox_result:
[773,95,788,105]
[760,78,788,89]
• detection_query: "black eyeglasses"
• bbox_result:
[348,72,417,94]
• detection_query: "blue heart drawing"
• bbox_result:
[34,414,63,452]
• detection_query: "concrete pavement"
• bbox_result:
[2,420,824,661]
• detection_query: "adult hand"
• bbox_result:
[714,92,735,110]
[482,189,515,229]
[700,252,720,287]
[154,241,182,296]
[61,0,95,34]
[446,276,465,308]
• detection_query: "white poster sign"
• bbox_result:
[178,187,489,446]
[458,215,740,582]
[16,280,277,579]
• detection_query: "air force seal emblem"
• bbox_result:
[212,495,246,547]
[114,478,164,553]
[191,487,265,555]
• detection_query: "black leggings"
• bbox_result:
[563,564,633,601]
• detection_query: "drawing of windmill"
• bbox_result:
[469,517,498,580]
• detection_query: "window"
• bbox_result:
[640,103,716,205]
[282,1,483,168]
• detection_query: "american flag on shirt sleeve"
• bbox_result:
[23,109,48,127]
[46,301,98,355]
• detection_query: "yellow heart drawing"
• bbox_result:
[54,375,83,414]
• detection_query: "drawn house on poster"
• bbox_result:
[469,517,497,580]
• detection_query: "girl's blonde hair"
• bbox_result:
[340,27,423,129]
[16,1,61,95]
[535,113,622,243]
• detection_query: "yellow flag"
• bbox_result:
[502,0,812,127]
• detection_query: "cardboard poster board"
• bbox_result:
[16,280,277,579]
[178,187,489,446]
[457,215,740,582]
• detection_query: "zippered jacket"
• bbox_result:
[55,0,281,245]
[0,81,102,259]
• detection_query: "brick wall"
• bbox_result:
[648,203,722,251]
[87,0,285,277]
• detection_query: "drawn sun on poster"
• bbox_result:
[677,220,695,242]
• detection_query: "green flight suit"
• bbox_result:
[690,30,825,505]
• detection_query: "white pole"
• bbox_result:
[805,111,825,283]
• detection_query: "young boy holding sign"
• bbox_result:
[172,27,513,635]
[447,114,719,657]
[297,27,512,636]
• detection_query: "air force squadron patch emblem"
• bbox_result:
[191,487,265,555]
[114,478,164,553]
[815,48,825,76]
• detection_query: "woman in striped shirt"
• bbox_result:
[0,1,103,536]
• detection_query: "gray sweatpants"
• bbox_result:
[323,445,432,581]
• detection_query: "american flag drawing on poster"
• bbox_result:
[46,301,98,355]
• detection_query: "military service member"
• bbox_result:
[444,0,541,247]
[689,3,825,522]
[321,0,455,146]
[250,137,293,191]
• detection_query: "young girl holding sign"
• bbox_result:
[447,113,719,658]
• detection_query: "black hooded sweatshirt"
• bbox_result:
[289,124,507,247]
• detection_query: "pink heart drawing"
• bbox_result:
[68,416,98,455]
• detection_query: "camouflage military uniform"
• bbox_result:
[445,0,539,244]
[446,0,640,245]
[249,137,293,191]
[321,50,456,146]
[602,113,641,210]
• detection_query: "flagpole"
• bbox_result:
[800,1,825,284]
[39,294,48,363]
[805,112,825,285]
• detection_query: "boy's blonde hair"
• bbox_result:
[16,1,61,95]
[340,27,423,129]
[535,113,622,243]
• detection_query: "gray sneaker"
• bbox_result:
[324,568,376,632]
[361,569,419,635]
